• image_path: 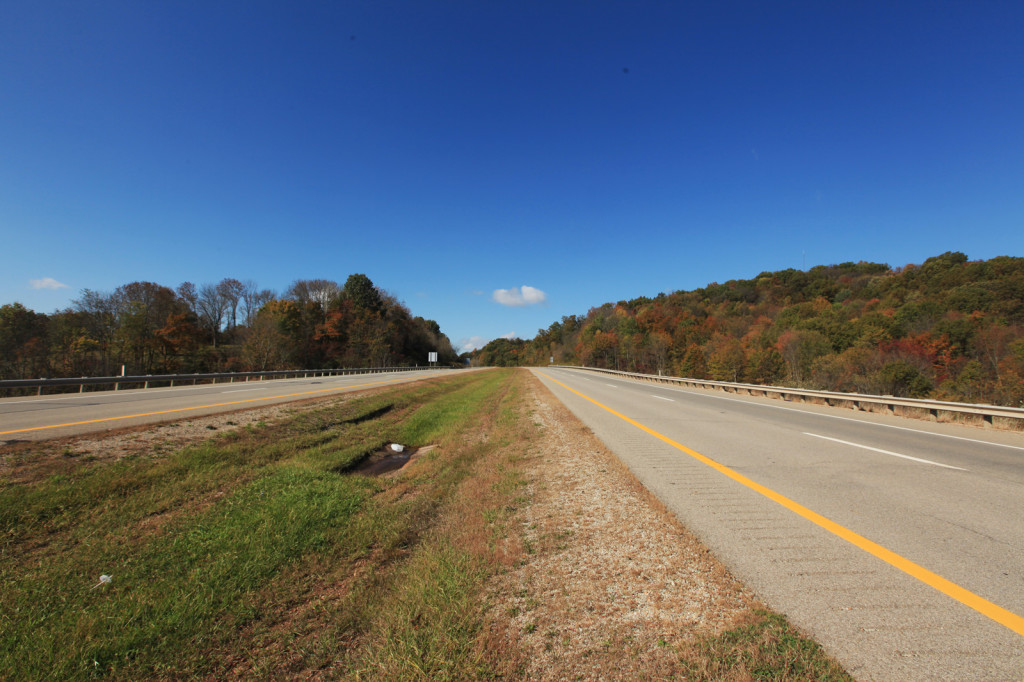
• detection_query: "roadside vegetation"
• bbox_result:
[474,252,1024,407]
[0,369,850,680]
[0,273,460,385]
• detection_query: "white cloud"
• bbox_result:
[492,285,546,307]
[29,277,70,290]
[459,336,489,353]
[458,332,518,353]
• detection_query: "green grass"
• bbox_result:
[676,610,853,681]
[0,369,522,680]
[0,368,851,680]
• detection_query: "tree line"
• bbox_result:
[472,252,1024,407]
[0,274,459,381]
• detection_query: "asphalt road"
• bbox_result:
[532,367,1024,681]
[0,368,460,442]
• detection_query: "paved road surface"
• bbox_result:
[533,367,1024,681]
[0,369,460,442]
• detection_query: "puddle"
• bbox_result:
[349,444,437,477]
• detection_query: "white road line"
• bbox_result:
[605,383,618,388]
[0,379,363,408]
[638,380,1024,452]
[651,395,675,402]
[804,432,967,471]
[0,385,226,405]
[220,388,267,393]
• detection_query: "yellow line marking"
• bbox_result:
[538,370,1024,637]
[0,376,419,436]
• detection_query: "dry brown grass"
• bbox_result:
[480,373,766,679]
[2,368,851,680]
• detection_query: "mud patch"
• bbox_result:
[349,444,437,477]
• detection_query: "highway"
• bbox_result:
[533,367,1024,681]
[0,369,459,442]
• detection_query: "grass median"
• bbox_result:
[0,368,850,680]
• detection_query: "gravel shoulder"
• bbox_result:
[482,374,776,679]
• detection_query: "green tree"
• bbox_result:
[343,274,383,312]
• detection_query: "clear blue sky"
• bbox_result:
[3,1,1022,353]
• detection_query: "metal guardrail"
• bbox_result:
[554,365,1024,430]
[0,366,442,396]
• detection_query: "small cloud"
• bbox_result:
[30,277,69,290]
[459,336,489,353]
[458,332,518,353]
[492,285,546,307]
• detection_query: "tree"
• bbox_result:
[343,273,384,312]
[874,360,932,398]
[176,282,198,316]
[707,335,745,382]
[196,283,228,348]
[73,289,117,375]
[0,303,49,379]
[286,279,339,311]
[240,280,275,328]
[243,310,289,370]
[776,329,831,384]
[155,312,201,371]
[110,281,181,373]
[217,278,246,332]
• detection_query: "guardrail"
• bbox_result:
[0,366,443,397]
[553,365,1024,431]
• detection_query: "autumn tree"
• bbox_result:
[0,303,49,379]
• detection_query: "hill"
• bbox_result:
[473,252,1024,407]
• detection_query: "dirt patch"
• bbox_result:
[0,384,415,486]
[348,444,438,477]
[0,404,297,486]
[483,374,761,679]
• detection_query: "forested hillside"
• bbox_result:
[0,274,458,381]
[473,252,1024,407]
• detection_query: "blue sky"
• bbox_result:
[2,1,1022,353]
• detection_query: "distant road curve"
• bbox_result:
[0,368,464,442]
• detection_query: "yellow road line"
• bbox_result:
[0,376,416,436]
[538,370,1024,637]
